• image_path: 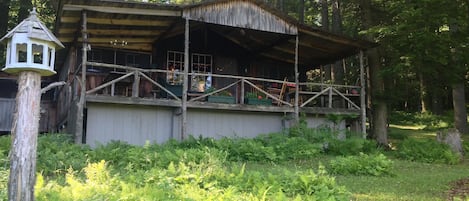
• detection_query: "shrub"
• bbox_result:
[0,167,7,200]
[327,137,379,156]
[329,153,393,176]
[36,134,91,176]
[396,138,461,164]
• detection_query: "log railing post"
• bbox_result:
[132,70,140,97]
[240,78,245,104]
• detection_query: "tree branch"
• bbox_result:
[41,81,66,94]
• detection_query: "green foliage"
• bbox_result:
[36,134,90,176]
[0,167,7,200]
[32,139,351,201]
[257,133,322,160]
[329,153,393,176]
[463,141,469,157]
[389,111,451,129]
[327,137,379,156]
[396,138,461,164]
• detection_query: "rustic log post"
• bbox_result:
[181,17,190,140]
[74,10,87,143]
[132,70,140,97]
[240,78,245,104]
[8,71,41,201]
[359,50,367,137]
[294,35,299,121]
[1,8,63,200]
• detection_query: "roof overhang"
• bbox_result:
[53,0,377,66]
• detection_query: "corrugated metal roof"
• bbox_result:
[54,0,377,66]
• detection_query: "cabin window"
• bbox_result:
[16,43,27,63]
[126,53,137,67]
[166,51,184,85]
[191,53,212,92]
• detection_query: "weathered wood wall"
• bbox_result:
[0,98,15,132]
[183,1,297,35]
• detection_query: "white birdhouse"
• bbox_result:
[0,8,64,76]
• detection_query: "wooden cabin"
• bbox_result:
[52,0,376,146]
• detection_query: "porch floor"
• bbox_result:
[86,94,360,115]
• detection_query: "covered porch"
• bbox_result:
[53,0,375,144]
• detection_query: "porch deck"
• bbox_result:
[84,62,361,116]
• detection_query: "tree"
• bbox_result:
[359,0,388,146]
[17,0,32,23]
[0,0,11,67]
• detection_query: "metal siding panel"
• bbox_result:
[86,104,173,147]
[184,1,297,35]
[187,109,283,139]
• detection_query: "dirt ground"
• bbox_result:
[447,178,469,200]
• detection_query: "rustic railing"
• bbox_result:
[84,62,361,110]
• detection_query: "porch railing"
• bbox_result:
[84,62,361,110]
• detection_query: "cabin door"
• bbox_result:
[213,56,238,96]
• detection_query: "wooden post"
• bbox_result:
[75,10,87,143]
[294,35,299,121]
[8,71,41,201]
[181,18,189,140]
[132,70,140,97]
[359,50,367,137]
[240,78,245,104]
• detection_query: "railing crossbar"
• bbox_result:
[244,80,292,106]
[86,72,134,95]
[188,80,241,102]
[139,72,181,101]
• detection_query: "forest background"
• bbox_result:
[0,0,468,147]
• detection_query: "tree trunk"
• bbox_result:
[331,0,342,34]
[276,0,284,12]
[418,71,427,113]
[320,0,329,30]
[360,0,388,146]
[298,0,305,23]
[8,71,41,201]
[320,0,331,81]
[452,83,467,134]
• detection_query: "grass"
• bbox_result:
[337,159,469,201]
[245,153,469,201]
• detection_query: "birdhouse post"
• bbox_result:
[0,8,63,201]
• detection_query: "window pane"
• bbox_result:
[17,43,27,63]
[32,44,43,64]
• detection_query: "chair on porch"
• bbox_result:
[267,77,288,106]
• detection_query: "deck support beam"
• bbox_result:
[294,35,299,121]
[181,18,189,140]
[359,50,367,137]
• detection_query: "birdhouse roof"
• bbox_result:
[0,8,64,48]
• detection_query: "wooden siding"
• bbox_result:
[0,98,15,132]
[183,1,297,35]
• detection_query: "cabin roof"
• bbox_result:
[54,0,376,66]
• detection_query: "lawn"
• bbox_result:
[0,112,468,200]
